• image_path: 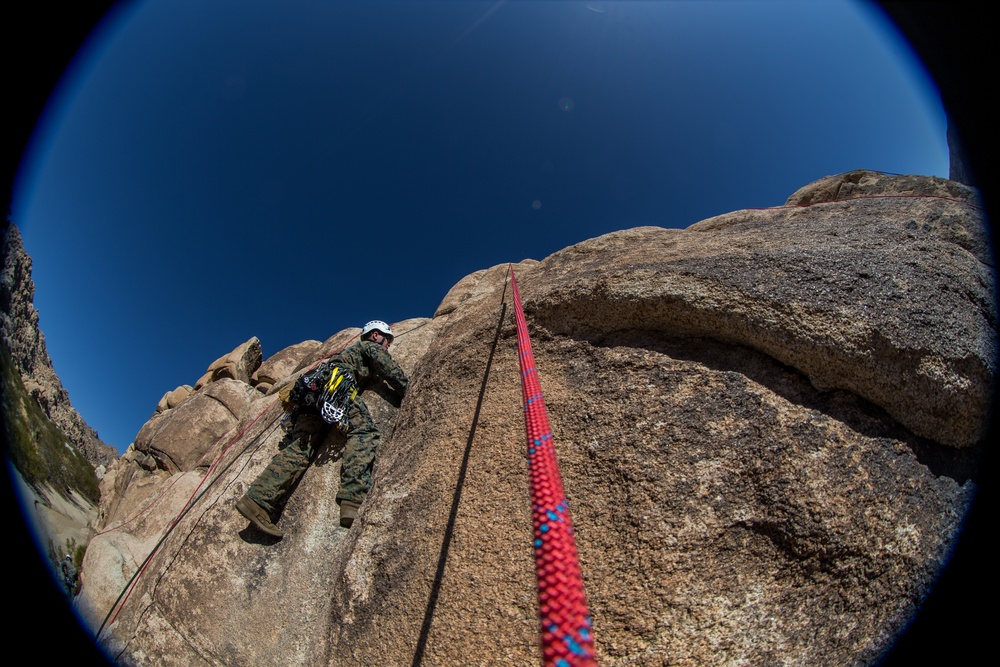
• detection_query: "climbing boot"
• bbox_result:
[235,494,283,538]
[340,499,361,528]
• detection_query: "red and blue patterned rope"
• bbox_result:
[510,265,597,667]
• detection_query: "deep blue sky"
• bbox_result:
[12,0,947,454]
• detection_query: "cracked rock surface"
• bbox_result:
[81,172,992,666]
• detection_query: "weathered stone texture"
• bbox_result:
[77,173,992,667]
[206,336,263,384]
[134,378,257,473]
[252,340,322,393]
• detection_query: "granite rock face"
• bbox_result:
[78,172,992,666]
[532,170,994,449]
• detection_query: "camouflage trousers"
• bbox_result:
[246,398,382,517]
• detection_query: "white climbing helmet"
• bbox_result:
[361,320,394,341]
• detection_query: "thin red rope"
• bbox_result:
[101,400,281,630]
[510,265,597,667]
[99,330,368,632]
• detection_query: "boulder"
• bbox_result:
[206,337,263,384]
[155,384,194,413]
[134,378,256,473]
[252,340,322,394]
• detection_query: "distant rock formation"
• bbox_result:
[3,219,110,638]
[1,221,117,470]
[77,172,992,666]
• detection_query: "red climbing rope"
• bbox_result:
[97,329,375,635]
[99,399,283,633]
[510,265,597,667]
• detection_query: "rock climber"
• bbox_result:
[235,320,408,538]
[61,554,78,596]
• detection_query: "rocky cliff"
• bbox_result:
[2,219,116,601]
[77,172,993,666]
[1,221,118,470]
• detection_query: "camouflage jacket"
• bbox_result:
[327,340,408,398]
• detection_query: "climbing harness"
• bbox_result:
[510,265,597,667]
[289,363,358,429]
[318,366,358,429]
[289,363,330,408]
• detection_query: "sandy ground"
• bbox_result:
[11,466,96,587]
